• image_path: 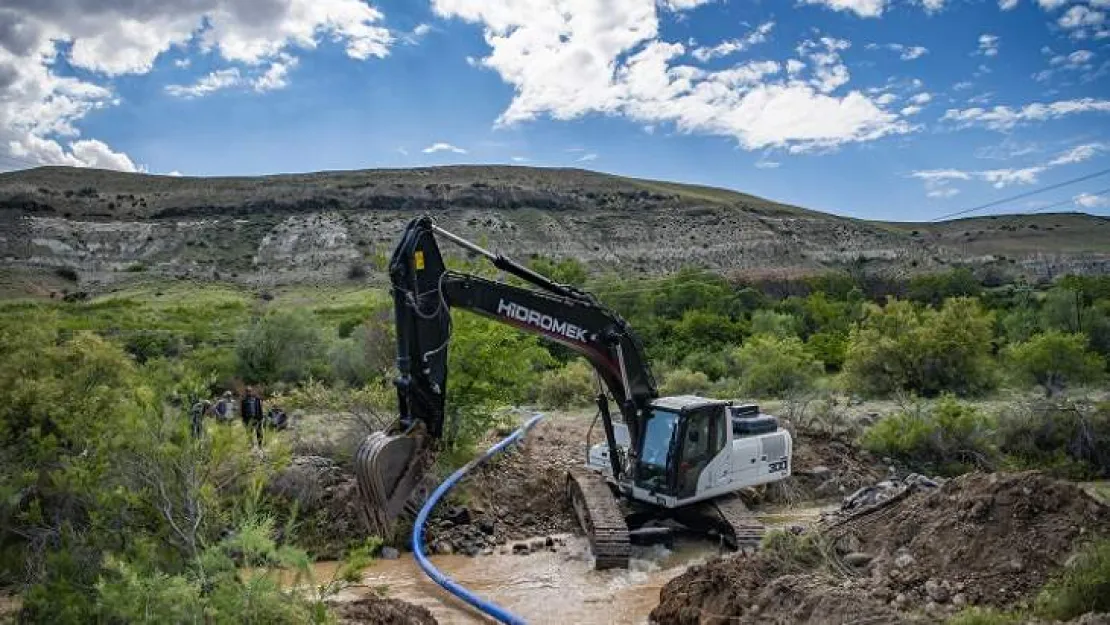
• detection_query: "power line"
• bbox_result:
[929,167,1110,222]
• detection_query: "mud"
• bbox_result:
[652,471,1110,625]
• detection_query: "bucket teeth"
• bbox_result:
[354,432,431,536]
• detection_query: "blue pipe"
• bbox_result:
[412,413,545,625]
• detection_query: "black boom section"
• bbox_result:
[388,216,659,463]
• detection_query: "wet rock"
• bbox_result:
[433,541,453,555]
[380,546,400,560]
[844,552,874,567]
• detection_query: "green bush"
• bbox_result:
[732,334,823,398]
[998,401,1110,479]
[659,368,711,396]
[749,310,800,338]
[537,360,596,409]
[1034,538,1110,620]
[805,331,848,371]
[329,313,396,387]
[1005,331,1104,397]
[236,310,329,384]
[844,297,996,397]
[861,395,997,475]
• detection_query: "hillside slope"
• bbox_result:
[1,165,1107,292]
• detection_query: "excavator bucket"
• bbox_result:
[354,431,433,536]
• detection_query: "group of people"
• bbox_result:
[189,386,288,444]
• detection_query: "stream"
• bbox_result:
[324,505,829,625]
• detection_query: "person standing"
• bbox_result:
[241,386,264,446]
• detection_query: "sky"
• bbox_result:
[1,0,1109,222]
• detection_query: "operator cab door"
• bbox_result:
[675,405,728,499]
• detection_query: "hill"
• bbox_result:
[1,165,1107,294]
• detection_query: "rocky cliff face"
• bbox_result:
[1,165,1107,290]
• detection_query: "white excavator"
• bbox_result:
[355,217,793,568]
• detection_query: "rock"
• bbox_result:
[809,465,832,478]
[444,506,471,526]
[844,552,874,567]
[480,548,494,556]
[893,593,908,608]
[952,594,968,607]
[1007,558,1023,572]
[834,533,861,555]
[511,542,530,555]
[380,546,400,560]
[529,537,547,552]
[925,579,949,603]
[895,553,915,569]
[433,541,454,555]
[477,518,495,535]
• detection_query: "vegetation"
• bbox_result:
[731,334,822,398]
[1004,331,1104,397]
[861,396,997,475]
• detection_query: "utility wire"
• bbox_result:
[929,167,1110,222]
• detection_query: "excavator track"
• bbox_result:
[711,494,766,552]
[566,470,631,570]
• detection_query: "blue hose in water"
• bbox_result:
[412,413,546,625]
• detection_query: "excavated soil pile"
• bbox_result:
[331,595,437,625]
[767,430,884,504]
[652,471,1109,625]
[425,419,580,555]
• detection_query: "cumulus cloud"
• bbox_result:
[866,43,929,60]
[1037,0,1068,9]
[691,21,774,62]
[422,142,468,154]
[912,140,1106,197]
[1074,192,1110,208]
[801,0,889,18]
[942,98,1110,130]
[978,34,1000,57]
[0,0,392,171]
[999,0,1018,10]
[433,0,914,153]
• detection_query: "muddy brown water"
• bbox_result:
[324,506,829,625]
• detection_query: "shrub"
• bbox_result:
[732,334,823,398]
[537,360,596,409]
[1005,331,1104,397]
[124,262,147,272]
[235,310,329,384]
[54,266,79,282]
[805,331,848,371]
[1034,538,1110,620]
[346,262,368,280]
[660,368,711,396]
[844,297,996,397]
[998,401,1110,478]
[749,310,800,338]
[328,313,396,387]
[861,395,997,475]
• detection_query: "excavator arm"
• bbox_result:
[356,216,658,535]
[390,216,657,460]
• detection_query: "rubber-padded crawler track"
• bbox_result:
[711,494,766,552]
[566,470,631,570]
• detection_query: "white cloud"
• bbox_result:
[165,57,298,97]
[868,43,929,60]
[918,0,946,13]
[0,0,393,170]
[422,142,468,154]
[1048,142,1104,165]
[901,105,923,115]
[980,167,1046,187]
[1058,5,1106,36]
[691,21,774,62]
[174,58,191,68]
[978,34,1000,57]
[167,170,184,176]
[1074,192,1110,208]
[801,0,889,17]
[755,158,780,168]
[166,68,244,98]
[928,187,960,198]
[577,152,599,162]
[413,23,432,37]
[434,1,914,153]
[909,92,932,105]
[1037,0,1068,9]
[942,98,1110,130]
[999,0,1018,10]
[659,0,716,9]
[952,80,974,90]
[511,155,529,162]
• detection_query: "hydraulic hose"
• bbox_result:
[411,413,546,625]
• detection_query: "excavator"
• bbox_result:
[354,216,793,569]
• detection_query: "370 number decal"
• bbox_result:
[768,460,788,472]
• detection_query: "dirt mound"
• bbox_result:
[426,418,580,555]
[652,471,1109,625]
[332,595,437,625]
[765,430,885,504]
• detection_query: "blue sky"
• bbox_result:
[2,0,1109,221]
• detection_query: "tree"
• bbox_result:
[732,334,823,398]
[749,310,800,338]
[1005,331,1104,397]
[844,297,996,397]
